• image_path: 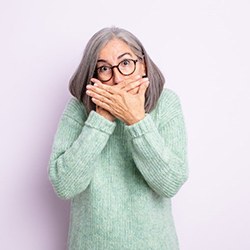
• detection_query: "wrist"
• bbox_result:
[96,107,115,122]
[126,113,145,126]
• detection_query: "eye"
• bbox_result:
[98,66,111,73]
[120,59,131,67]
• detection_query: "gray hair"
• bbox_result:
[69,26,165,114]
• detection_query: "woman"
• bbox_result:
[48,26,188,250]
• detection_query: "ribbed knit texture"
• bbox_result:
[48,88,188,250]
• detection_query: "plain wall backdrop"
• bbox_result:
[1,0,249,249]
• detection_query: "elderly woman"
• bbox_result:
[48,27,188,250]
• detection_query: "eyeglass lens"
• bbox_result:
[96,59,137,82]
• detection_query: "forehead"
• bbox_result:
[98,38,135,60]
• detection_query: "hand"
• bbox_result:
[86,76,149,125]
[118,74,147,95]
[87,75,148,122]
[96,105,116,122]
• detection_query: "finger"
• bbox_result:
[138,80,150,96]
[117,75,141,90]
[86,84,114,100]
[91,98,112,113]
[90,78,121,95]
[86,89,113,105]
[123,77,149,92]
[127,86,140,95]
[89,78,103,85]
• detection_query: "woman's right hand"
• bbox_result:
[96,105,116,122]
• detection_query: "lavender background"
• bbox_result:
[1,0,250,249]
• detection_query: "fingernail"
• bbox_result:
[94,83,98,87]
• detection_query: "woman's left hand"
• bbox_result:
[86,78,149,125]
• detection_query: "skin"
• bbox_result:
[86,38,150,125]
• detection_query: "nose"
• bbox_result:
[112,67,124,85]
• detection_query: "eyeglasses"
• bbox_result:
[95,59,138,82]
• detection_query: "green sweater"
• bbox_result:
[48,88,188,250]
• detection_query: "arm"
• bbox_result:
[48,99,116,200]
[124,91,188,198]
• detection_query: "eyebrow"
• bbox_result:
[97,52,133,63]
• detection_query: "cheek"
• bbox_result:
[101,81,115,86]
[136,64,146,75]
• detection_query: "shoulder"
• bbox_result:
[62,97,87,125]
[159,88,180,104]
[154,88,184,124]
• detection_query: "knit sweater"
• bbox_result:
[48,87,188,250]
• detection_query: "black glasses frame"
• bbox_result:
[95,59,138,82]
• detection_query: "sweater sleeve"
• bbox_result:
[48,98,116,200]
[124,90,188,198]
